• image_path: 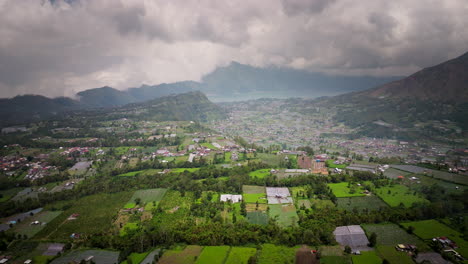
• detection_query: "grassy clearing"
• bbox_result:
[171,168,200,173]
[35,192,132,240]
[258,244,297,264]
[351,251,381,264]
[121,252,149,264]
[120,222,139,236]
[243,193,267,204]
[0,187,21,202]
[400,219,468,257]
[247,211,269,225]
[328,182,366,198]
[319,245,343,256]
[336,196,387,211]
[320,256,350,264]
[268,204,298,227]
[12,211,62,238]
[124,202,136,209]
[362,223,428,250]
[129,188,168,204]
[375,184,428,207]
[201,142,218,149]
[249,169,271,179]
[376,245,414,264]
[326,159,348,169]
[310,199,335,209]
[256,153,282,167]
[117,169,161,177]
[242,185,266,194]
[297,199,311,209]
[195,246,230,264]
[225,247,257,264]
[158,245,203,264]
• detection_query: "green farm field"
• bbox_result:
[157,245,203,264]
[336,196,387,211]
[351,251,381,264]
[400,219,468,258]
[328,182,366,198]
[258,244,297,264]
[318,256,350,264]
[376,245,414,264]
[35,192,132,240]
[129,188,168,204]
[121,252,149,264]
[195,246,230,264]
[326,159,348,169]
[268,204,298,227]
[375,184,428,207]
[242,185,266,194]
[249,169,271,179]
[361,223,428,250]
[243,193,267,204]
[225,247,257,264]
[247,211,269,225]
[12,211,63,238]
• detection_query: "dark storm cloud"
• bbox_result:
[0,0,467,97]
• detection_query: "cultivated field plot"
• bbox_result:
[258,244,297,264]
[266,187,293,204]
[242,185,266,194]
[383,168,411,179]
[268,204,298,227]
[195,246,230,264]
[35,192,132,240]
[243,193,268,204]
[256,153,283,166]
[297,199,311,209]
[50,249,119,264]
[333,225,370,251]
[247,211,269,225]
[249,169,271,179]
[361,223,427,250]
[351,251,381,264]
[158,245,203,264]
[246,203,268,212]
[319,245,343,257]
[328,182,366,198]
[129,188,168,204]
[392,165,468,185]
[318,256,350,264]
[400,219,468,258]
[170,168,201,173]
[375,184,428,207]
[121,252,149,264]
[310,199,335,209]
[117,169,161,177]
[12,211,62,238]
[405,174,466,194]
[225,247,257,264]
[336,196,387,211]
[376,245,414,264]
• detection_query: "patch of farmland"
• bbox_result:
[158,245,203,264]
[328,182,366,198]
[400,219,468,258]
[297,199,311,209]
[361,223,428,250]
[249,169,271,179]
[121,252,150,264]
[375,184,428,207]
[383,168,411,179]
[247,211,269,225]
[404,174,466,194]
[225,247,257,264]
[256,153,283,166]
[242,185,266,194]
[35,192,132,240]
[319,256,350,264]
[129,188,168,204]
[120,222,138,236]
[158,190,194,211]
[268,204,298,227]
[336,196,387,211]
[351,251,381,264]
[310,199,335,209]
[243,193,267,204]
[376,245,414,264]
[50,249,119,264]
[319,245,343,256]
[258,244,297,264]
[170,168,200,173]
[11,211,62,238]
[392,165,468,185]
[195,246,230,264]
[246,203,268,212]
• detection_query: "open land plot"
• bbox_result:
[120,222,138,236]
[290,186,308,198]
[268,204,298,227]
[361,223,428,250]
[297,199,311,209]
[195,246,230,264]
[35,192,132,240]
[158,190,194,211]
[258,244,297,264]
[400,219,468,258]
[0,187,21,202]
[403,174,467,194]
[51,249,119,264]
[249,169,271,179]
[375,184,428,207]
[326,159,349,169]
[319,245,343,256]
[170,168,200,173]
[246,203,268,212]
[129,188,168,204]
[310,199,335,209]
[247,211,269,225]
[12,211,62,238]
[351,251,381,264]
[117,169,161,177]
[244,193,268,204]
[392,165,468,185]
[256,153,282,166]
[383,168,411,179]
[158,245,203,264]
[376,245,414,264]
[121,252,150,264]
[336,196,387,211]
[242,185,266,194]
[328,182,366,198]
[225,247,257,264]
[319,256,350,264]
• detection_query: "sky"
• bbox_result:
[0,0,467,98]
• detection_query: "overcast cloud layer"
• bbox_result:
[0,0,467,98]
